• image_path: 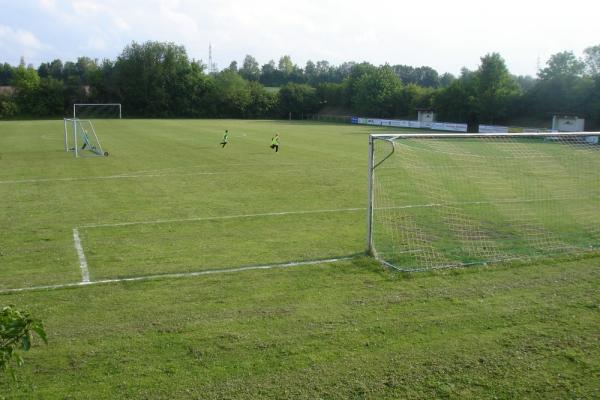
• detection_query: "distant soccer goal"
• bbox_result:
[367,132,600,271]
[64,118,108,157]
[73,103,122,119]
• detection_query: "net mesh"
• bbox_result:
[65,119,105,157]
[370,134,600,271]
[73,104,121,119]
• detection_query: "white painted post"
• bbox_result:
[64,118,68,151]
[366,135,375,254]
[74,119,79,158]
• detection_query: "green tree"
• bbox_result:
[278,83,319,118]
[278,55,294,76]
[314,60,334,83]
[0,63,14,85]
[11,64,40,91]
[585,76,600,129]
[38,77,66,116]
[398,84,435,117]
[347,64,403,117]
[583,44,600,76]
[439,72,455,88]
[246,81,277,117]
[114,41,196,116]
[538,51,585,80]
[304,60,317,83]
[213,70,252,117]
[344,62,377,108]
[276,55,304,84]
[260,60,280,86]
[475,53,521,124]
[183,60,214,117]
[1,305,47,378]
[239,55,260,81]
[524,50,592,120]
[414,66,440,88]
[393,65,440,88]
[227,60,238,72]
[433,69,478,124]
[316,82,345,109]
[37,59,63,81]
[0,96,18,119]
[11,64,41,116]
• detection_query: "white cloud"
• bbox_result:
[86,36,107,51]
[0,25,44,50]
[72,0,104,14]
[112,17,131,32]
[0,24,49,64]
[38,0,57,11]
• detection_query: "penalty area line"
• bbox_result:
[79,207,366,229]
[0,257,353,294]
[0,166,360,185]
[72,228,90,283]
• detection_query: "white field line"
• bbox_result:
[72,228,90,283]
[79,207,366,229]
[0,166,360,185]
[78,196,595,230]
[376,196,593,212]
[0,257,352,294]
[40,134,61,141]
[118,161,309,175]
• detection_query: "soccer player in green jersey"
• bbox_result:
[270,133,280,152]
[220,130,229,148]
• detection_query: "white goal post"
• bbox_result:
[64,118,108,157]
[367,132,600,271]
[73,103,122,119]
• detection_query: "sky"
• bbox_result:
[0,0,598,77]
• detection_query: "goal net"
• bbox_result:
[64,118,108,157]
[367,133,600,271]
[73,103,122,119]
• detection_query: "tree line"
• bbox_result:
[1,41,599,129]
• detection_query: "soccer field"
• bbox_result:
[1,119,599,398]
[1,119,369,291]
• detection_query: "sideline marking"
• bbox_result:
[72,228,90,283]
[0,257,352,294]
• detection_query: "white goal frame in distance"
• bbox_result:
[73,103,122,119]
[367,132,600,271]
[64,118,107,158]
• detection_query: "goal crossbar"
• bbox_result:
[73,103,122,119]
[371,132,600,139]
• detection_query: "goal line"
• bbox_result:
[0,257,353,294]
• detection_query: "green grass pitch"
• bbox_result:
[1,119,599,398]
